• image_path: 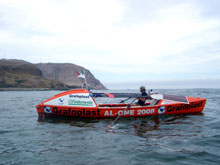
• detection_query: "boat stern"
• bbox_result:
[186,96,207,113]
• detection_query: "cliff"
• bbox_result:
[0,59,65,89]
[36,63,106,90]
[0,59,107,90]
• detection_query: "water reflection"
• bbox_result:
[36,113,206,155]
[133,113,204,139]
[38,116,99,127]
[38,113,204,136]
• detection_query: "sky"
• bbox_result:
[0,0,220,89]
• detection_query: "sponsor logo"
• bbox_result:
[44,106,51,113]
[167,101,203,113]
[158,106,165,114]
[59,98,64,105]
[69,94,90,98]
[52,107,100,116]
[44,93,95,107]
[68,100,94,106]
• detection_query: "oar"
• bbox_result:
[119,97,132,103]
[108,98,137,127]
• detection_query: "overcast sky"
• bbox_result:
[0,0,220,89]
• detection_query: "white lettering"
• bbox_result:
[118,110,123,116]
[104,111,109,116]
[146,109,150,114]
[109,110,114,116]
[124,110,130,115]
[151,108,155,113]
[105,109,155,117]
[137,108,155,115]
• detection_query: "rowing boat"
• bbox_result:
[35,89,206,119]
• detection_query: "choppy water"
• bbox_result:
[0,89,220,165]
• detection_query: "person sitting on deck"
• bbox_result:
[135,86,152,106]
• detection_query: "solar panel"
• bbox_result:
[163,94,188,103]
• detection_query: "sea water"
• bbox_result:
[0,89,220,165]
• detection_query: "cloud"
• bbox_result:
[105,78,220,89]
[0,0,220,88]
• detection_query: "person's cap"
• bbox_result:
[140,86,146,91]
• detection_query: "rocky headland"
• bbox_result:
[0,59,106,90]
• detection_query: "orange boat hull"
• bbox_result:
[36,89,206,118]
